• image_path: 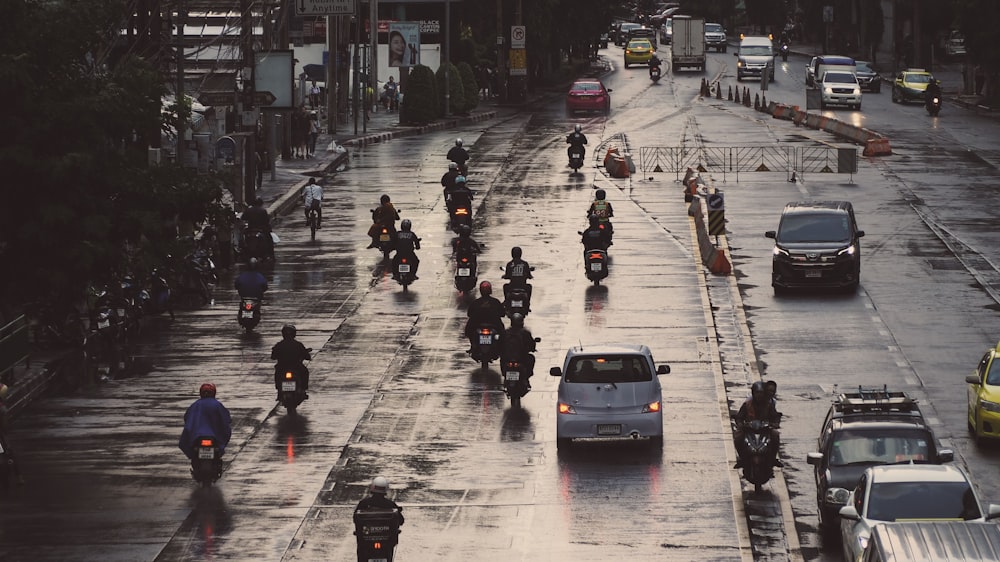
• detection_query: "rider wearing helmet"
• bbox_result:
[451,224,483,260]
[586,189,614,246]
[581,214,607,251]
[733,381,783,469]
[566,124,588,159]
[445,174,474,215]
[354,475,404,529]
[391,219,421,280]
[178,383,232,469]
[441,161,461,193]
[446,138,470,174]
[501,246,534,309]
[271,324,312,400]
[502,312,537,382]
[240,196,275,261]
[465,281,506,355]
[234,257,268,299]
[368,194,400,249]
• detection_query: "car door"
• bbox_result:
[842,473,870,561]
[970,352,992,418]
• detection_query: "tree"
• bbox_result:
[436,62,465,115]
[457,62,479,113]
[400,64,438,124]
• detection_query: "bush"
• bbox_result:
[457,62,479,112]
[436,62,465,115]
[400,65,438,125]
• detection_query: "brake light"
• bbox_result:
[244,302,253,310]
[507,362,520,368]
[200,439,214,447]
[480,328,491,335]
[373,542,383,550]
[381,227,389,234]
[588,252,603,260]
[401,257,408,264]
[460,257,469,264]
[598,224,605,231]
[455,208,469,215]
[558,403,576,414]
[284,371,294,380]
[642,401,662,413]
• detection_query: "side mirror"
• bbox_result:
[966,374,982,385]
[806,452,823,466]
[765,230,777,239]
[839,505,861,521]
[733,52,738,57]
[606,88,613,93]
[856,230,866,238]
[534,337,541,342]
[937,448,954,463]
[656,365,670,374]
[550,367,562,377]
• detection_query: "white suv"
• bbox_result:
[819,71,862,110]
[550,344,670,450]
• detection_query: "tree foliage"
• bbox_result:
[400,64,438,124]
[457,62,479,113]
[0,0,229,305]
[436,62,465,115]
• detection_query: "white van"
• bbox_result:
[863,521,1000,562]
[735,34,775,82]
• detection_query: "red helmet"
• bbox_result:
[199,383,217,398]
[479,281,492,296]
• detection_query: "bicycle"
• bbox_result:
[307,206,320,240]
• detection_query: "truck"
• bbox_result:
[670,15,705,72]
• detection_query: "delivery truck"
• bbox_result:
[670,15,706,72]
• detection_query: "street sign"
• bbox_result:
[197,91,236,107]
[295,0,355,16]
[251,91,277,106]
[511,25,526,49]
[707,192,725,211]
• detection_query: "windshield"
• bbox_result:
[829,429,930,466]
[571,82,602,92]
[867,481,981,521]
[905,73,931,84]
[856,62,874,73]
[824,72,856,84]
[741,46,772,56]
[706,24,722,33]
[566,355,652,384]
[628,41,652,49]
[778,213,851,243]
[987,358,1000,385]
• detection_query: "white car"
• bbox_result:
[550,344,670,450]
[819,71,862,110]
[839,464,1000,562]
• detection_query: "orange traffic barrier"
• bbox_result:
[863,137,892,157]
[707,246,732,275]
[604,147,620,166]
[611,156,629,178]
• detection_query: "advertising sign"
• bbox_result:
[388,22,420,67]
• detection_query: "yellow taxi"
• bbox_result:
[966,341,1000,442]
[624,39,654,68]
[891,68,934,103]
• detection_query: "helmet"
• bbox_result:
[199,383,217,398]
[401,219,412,232]
[750,381,767,401]
[574,124,582,133]
[0,383,8,401]
[455,138,463,147]
[479,280,492,296]
[510,312,524,328]
[380,194,390,204]
[248,257,259,269]
[589,214,600,227]
[254,197,264,207]
[307,178,316,185]
[370,476,390,494]
[595,189,606,200]
[455,175,467,184]
[448,162,458,171]
[459,225,471,238]
[281,324,297,338]
[511,246,522,259]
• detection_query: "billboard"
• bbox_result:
[388,22,420,67]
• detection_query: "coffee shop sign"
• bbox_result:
[377,20,439,34]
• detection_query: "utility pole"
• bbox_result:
[444,0,450,116]
[353,6,361,135]
[240,0,257,204]
[370,0,378,126]
[496,0,505,102]
[175,0,186,163]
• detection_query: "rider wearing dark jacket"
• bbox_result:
[924,79,942,105]
[271,324,311,399]
[452,225,482,261]
[566,125,588,159]
[392,219,421,279]
[179,383,232,465]
[733,381,782,468]
[441,162,460,192]
[447,138,470,172]
[581,215,608,251]
[234,258,268,298]
[502,313,537,379]
[241,197,274,259]
[502,246,533,306]
[465,281,506,353]
[445,176,473,214]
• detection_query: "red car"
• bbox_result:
[566,78,612,115]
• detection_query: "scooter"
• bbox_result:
[737,419,776,492]
[501,339,540,409]
[237,297,261,332]
[470,324,502,371]
[354,509,402,562]
[779,42,789,62]
[278,361,310,415]
[568,148,585,172]
[394,254,417,291]
[649,64,662,82]
[927,96,942,116]
[448,192,473,233]
[191,436,222,487]
[584,248,610,286]
[454,253,478,294]
[374,225,395,261]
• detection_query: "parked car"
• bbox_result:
[839,464,1000,562]
[550,344,670,451]
[806,387,953,535]
[624,39,655,68]
[863,521,1000,562]
[855,60,882,93]
[892,68,935,104]
[704,22,727,52]
[565,78,611,115]
[965,341,1000,443]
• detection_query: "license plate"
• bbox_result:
[198,447,215,460]
[241,310,253,318]
[379,234,390,242]
[458,268,471,276]
[597,424,622,436]
[505,371,520,381]
[590,262,603,271]
[282,381,297,392]
[571,154,581,159]
[479,335,492,345]
[805,271,822,278]
[511,300,523,307]
[398,264,410,273]
[98,319,110,329]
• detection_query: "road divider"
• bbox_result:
[762,100,892,157]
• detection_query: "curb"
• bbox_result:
[269,148,351,219]
[342,110,497,148]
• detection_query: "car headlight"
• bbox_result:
[773,246,789,257]
[981,400,1000,414]
[824,487,851,506]
[837,245,856,256]
[824,86,834,94]
[737,60,744,68]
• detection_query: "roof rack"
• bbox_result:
[833,385,920,415]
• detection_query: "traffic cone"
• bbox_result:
[762,94,767,109]
[744,88,752,107]
[734,88,741,104]
[754,93,760,110]
[709,247,732,275]
[728,85,733,101]
[789,171,797,183]
[717,83,723,99]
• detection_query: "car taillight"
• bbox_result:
[558,403,576,414]
[625,49,632,54]
[284,371,294,380]
[642,401,661,413]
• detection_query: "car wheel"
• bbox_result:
[624,60,629,68]
[737,75,743,82]
[854,103,861,111]
[722,46,727,53]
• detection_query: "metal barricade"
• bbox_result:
[0,315,30,384]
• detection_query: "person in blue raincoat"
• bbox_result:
[179,383,232,462]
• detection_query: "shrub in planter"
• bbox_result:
[400,65,438,124]
[436,62,465,115]
[457,62,479,112]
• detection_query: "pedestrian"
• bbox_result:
[309,81,321,109]
[308,112,320,157]
[477,63,490,99]
[0,383,25,486]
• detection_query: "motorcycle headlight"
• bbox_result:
[980,400,1000,414]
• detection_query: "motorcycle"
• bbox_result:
[470,324,502,371]
[394,254,417,291]
[584,248,610,286]
[147,268,174,320]
[448,192,474,233]
[241,226,272,263]
[505,285,531,318]
[501,338,540,409]
[237,297,261,332]
[191,435,222,487]
[649,64,662,82]
[779,42,789,62]
[568,148,585,172]
[737,419,776,492]
[354,509,402,562]
[278,361,310,415]
[927,96,942,116]
[454,253,478,294]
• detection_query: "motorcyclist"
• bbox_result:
[581,214,608,251]
[924,78,942,106]
[302,178,323,226]
[452,224,482,262]
[178,383,232,472]
[733,381,782,469]
[0,383,24,486]
[271,324,311,400]
[501,246,533,309]
[234,257,268,299]
[586,189,614,246]
[465,281,506,355]
[240,197,274,260]
[354,476,404,561]
[446,138,470,174]
[648,52,663,77]
[502,313,537,385]
[367,194,400,249]
[441,161,460,194]
[445,175,473,214]
[391,219,421,280]
[566,124,588,160]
